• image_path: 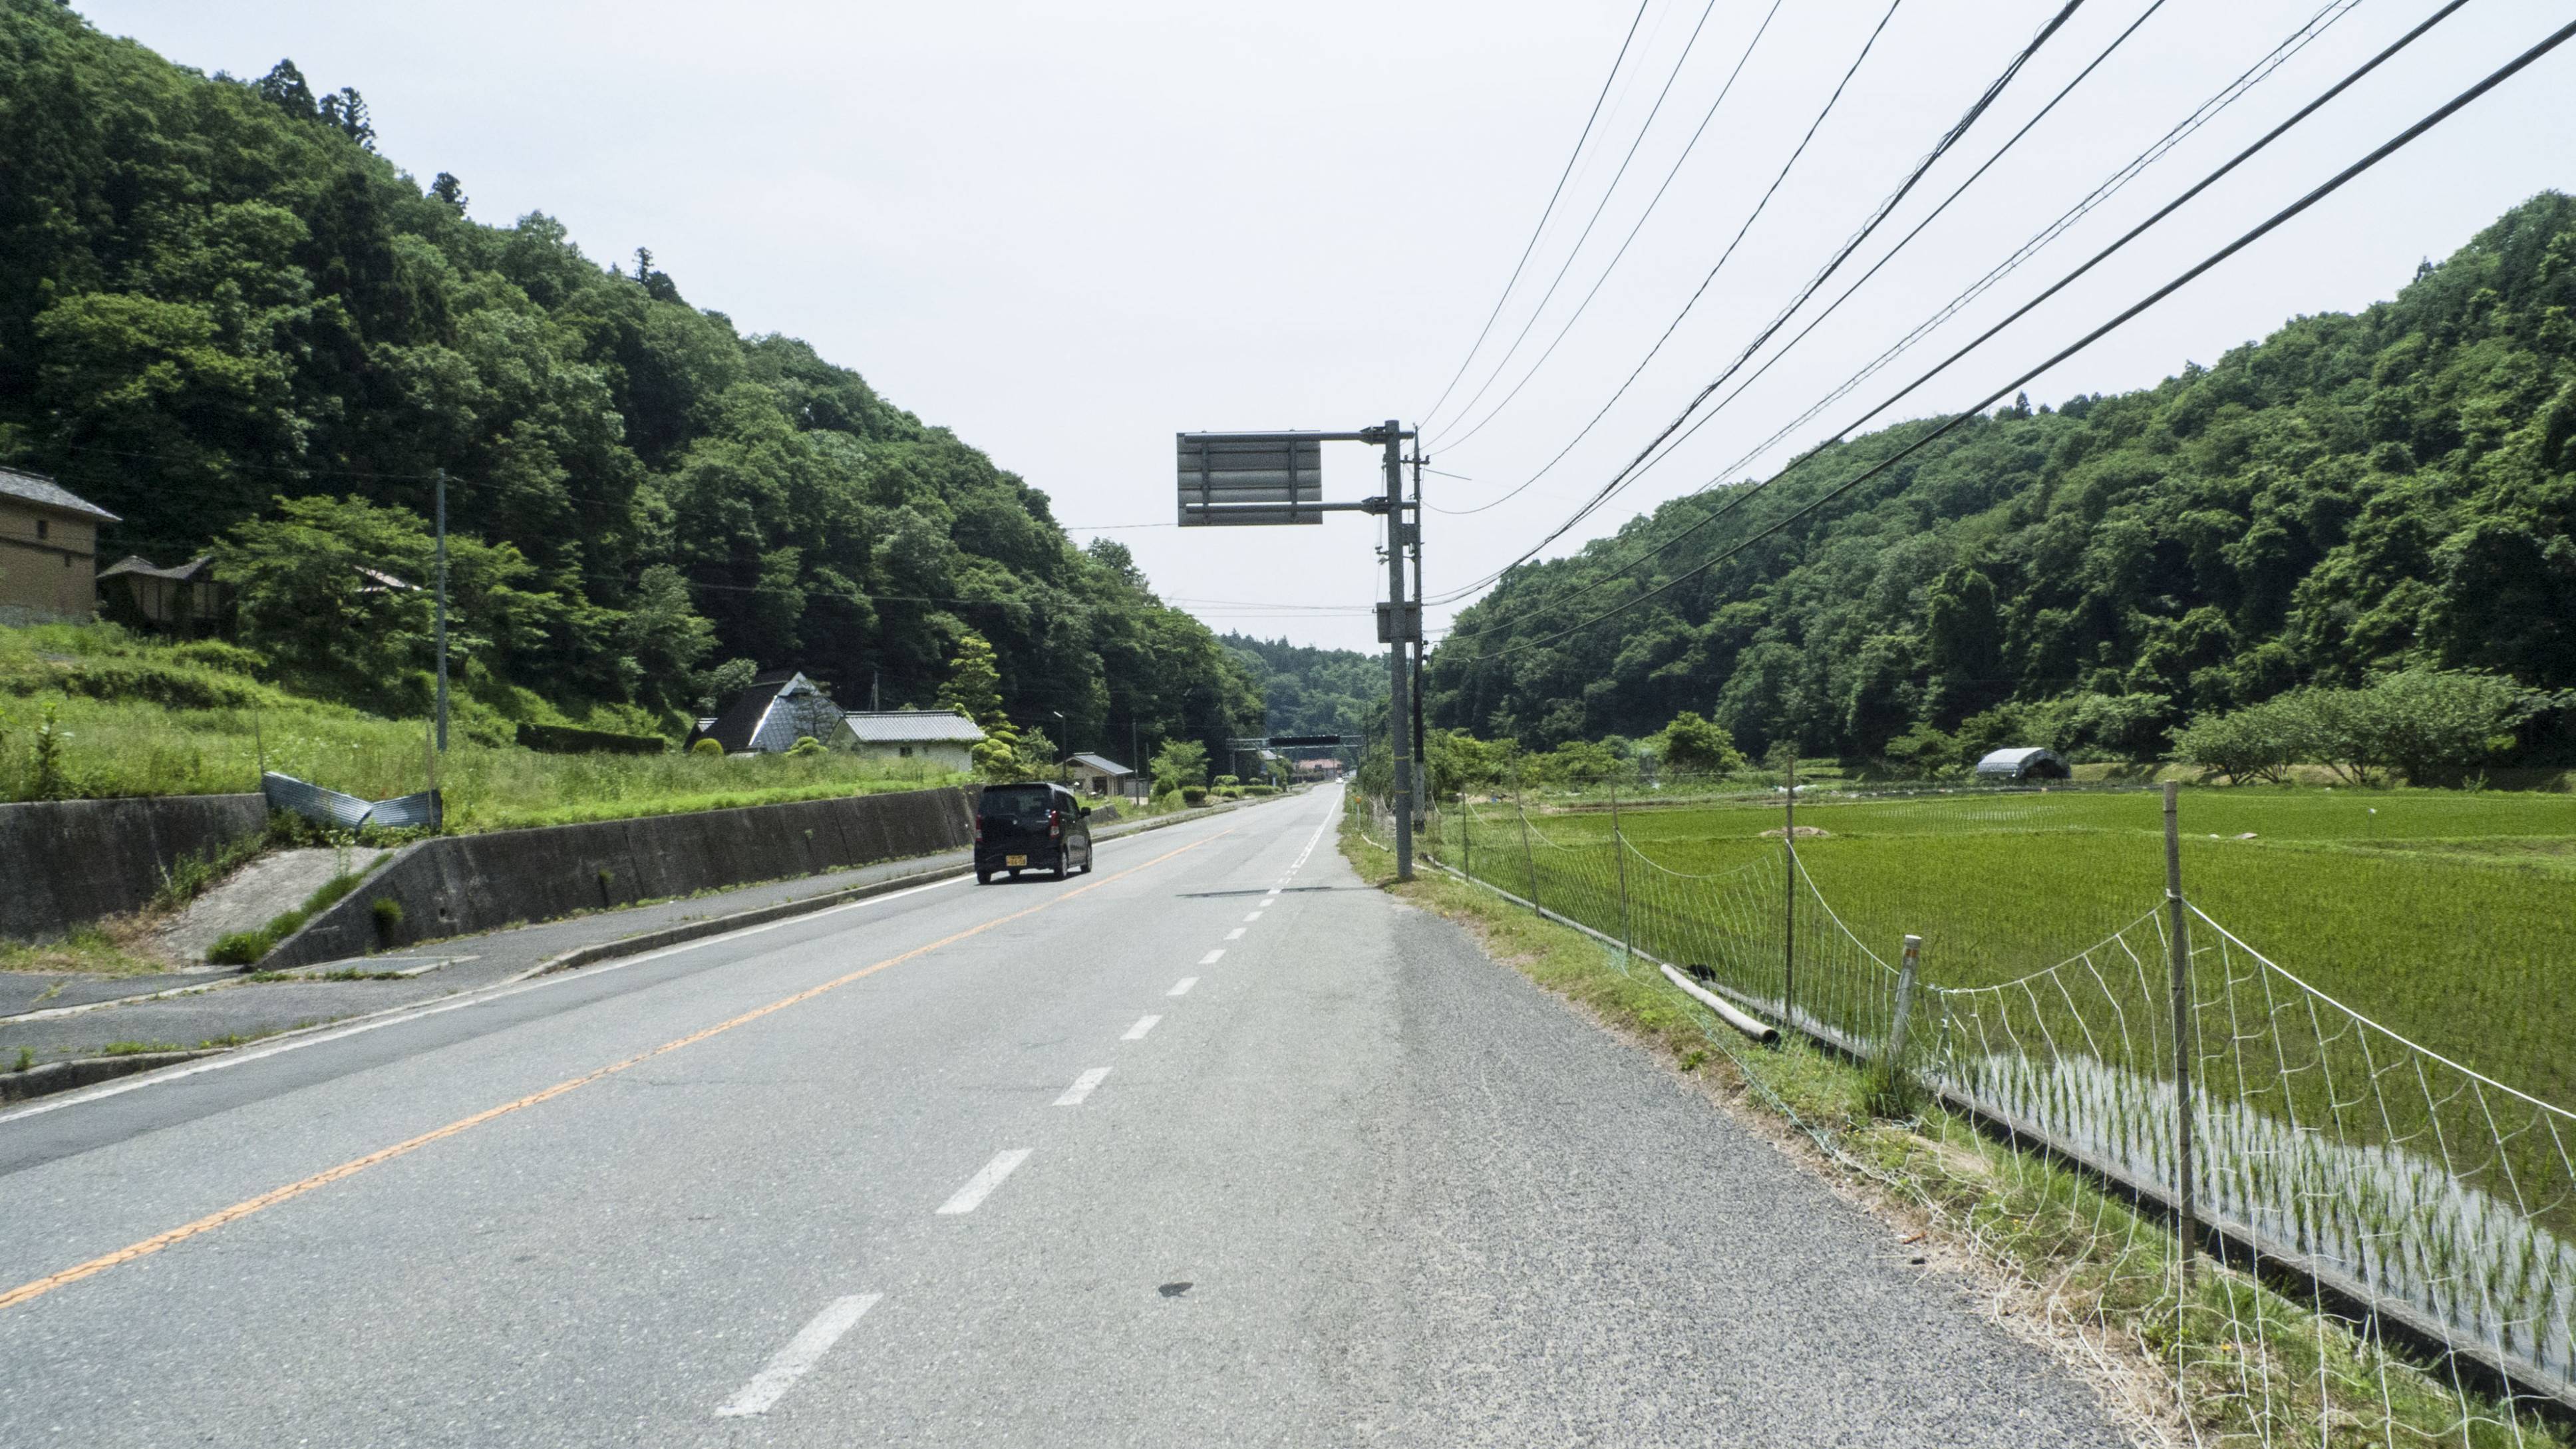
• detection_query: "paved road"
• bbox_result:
[0,786,2126,1446]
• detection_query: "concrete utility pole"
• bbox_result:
[1382,420,1413,880]
[434,469,450,752]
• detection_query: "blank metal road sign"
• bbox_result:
[1176,433,1323,526]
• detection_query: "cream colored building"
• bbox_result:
[0,468,118,623]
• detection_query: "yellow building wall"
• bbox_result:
[0,502,98,620]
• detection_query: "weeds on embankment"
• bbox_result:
[1341,817,2574,1449]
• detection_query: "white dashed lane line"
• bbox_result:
[1122,1015,1162,1041]
[1053,1068,1111,1106]
[1225,927,1245,940]
[1243,910,1263,921]
[1200,949,1225,965]
[713,1293,882,1417]
[1167,977,1197,997]
[936,1150,1033,1215]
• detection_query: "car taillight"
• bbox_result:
[973,820,983,842]
[1048,810,1062,838]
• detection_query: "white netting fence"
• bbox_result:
[1370,783,2576,1445]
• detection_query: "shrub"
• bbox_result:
[1181,786,1208,806]
[207,930,271,965]
[786,735,826,758]
[691,737,723,756]
[371,897,404,941]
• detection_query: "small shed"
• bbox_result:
[1973,746,2070,782]
[98,554,228,630]
[1065,752,1133,797]
[691,669,846,754]
[0,467,118,623]
[836,709,984,771]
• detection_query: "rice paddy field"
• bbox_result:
[1432,784,2576,1395]
[1444,786,2576,1113]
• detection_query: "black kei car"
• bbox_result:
[973,782,1095,883]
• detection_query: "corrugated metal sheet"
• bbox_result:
[262,772,442,831]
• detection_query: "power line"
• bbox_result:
[1434,0,2423,635]
[1424,0,1733,447]
[1425,0,1788,478]
[1425,0,2070,598]
[1440,13,2576,665]
[1416,0,1656,431]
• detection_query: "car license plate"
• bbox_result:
[1005,854,1028,867]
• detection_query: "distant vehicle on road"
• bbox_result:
[975,782,1094,882]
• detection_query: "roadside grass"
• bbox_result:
[1342,815,2572,1449]
[0,923,173,979]
[1451,787,2576,1111]
[206,852,393,966]
[1,622,969,828]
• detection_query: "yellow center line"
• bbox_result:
[0,828,1236,1314]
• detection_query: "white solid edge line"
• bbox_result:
[1199,949,1225,965]
[1122,1015,1162,1041]
[713,1293,883,1417]
[1167,977,1197,997]
[936,1148,1033,1214]
[0,866,985,1126]
[1052,1067,1112,1106]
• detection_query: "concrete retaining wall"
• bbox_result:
[263,786,977,967]
[0,794,269,942]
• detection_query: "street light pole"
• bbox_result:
[433,468,450,752]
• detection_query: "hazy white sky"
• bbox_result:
[77,0,2576,652]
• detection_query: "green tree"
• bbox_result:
[1150,739,1208,795]
[938,631,1009,730]
[1650,711,1745,777]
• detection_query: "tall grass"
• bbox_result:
[2,623,969,830]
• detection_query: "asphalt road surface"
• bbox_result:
[0,786,2126,1446]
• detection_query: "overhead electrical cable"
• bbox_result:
[1416,0,1656,431]
[1442,13,2576,662]
[1430,0,2136,517]
[1432,0,2423,629]
[1424,0,1788,474]
[1427,0,2078,599]
[1424,0,1733,448]
[1601,0,2384,511]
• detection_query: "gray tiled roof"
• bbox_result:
[1067,753,1132,775]
[0,467,119,522]
[840,710,984,744]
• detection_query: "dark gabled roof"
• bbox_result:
[699,670,843,753]
[0,467,118,522]
[98,554,215,582]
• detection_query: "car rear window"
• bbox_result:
[979,786,1052,818]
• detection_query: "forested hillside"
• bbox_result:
[1221,633,1384,739]
[1428,195,2576,764]
[0,1,1260,756]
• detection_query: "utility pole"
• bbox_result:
[434,468,450,752]
[1409,442,1426,829]
[1380,420,1414,880]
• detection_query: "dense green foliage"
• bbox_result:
[0,1,1259,758]
[1429,197,2576,766]
[1220,633,1384,739]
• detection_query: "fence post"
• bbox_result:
[2164,780,2198,1286]
[1782,751,1797,1024]
[1887,933,1921,1068]
[1514,759,1539,915]
[1610,776,1632,954]
[1460,792,1470,881]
